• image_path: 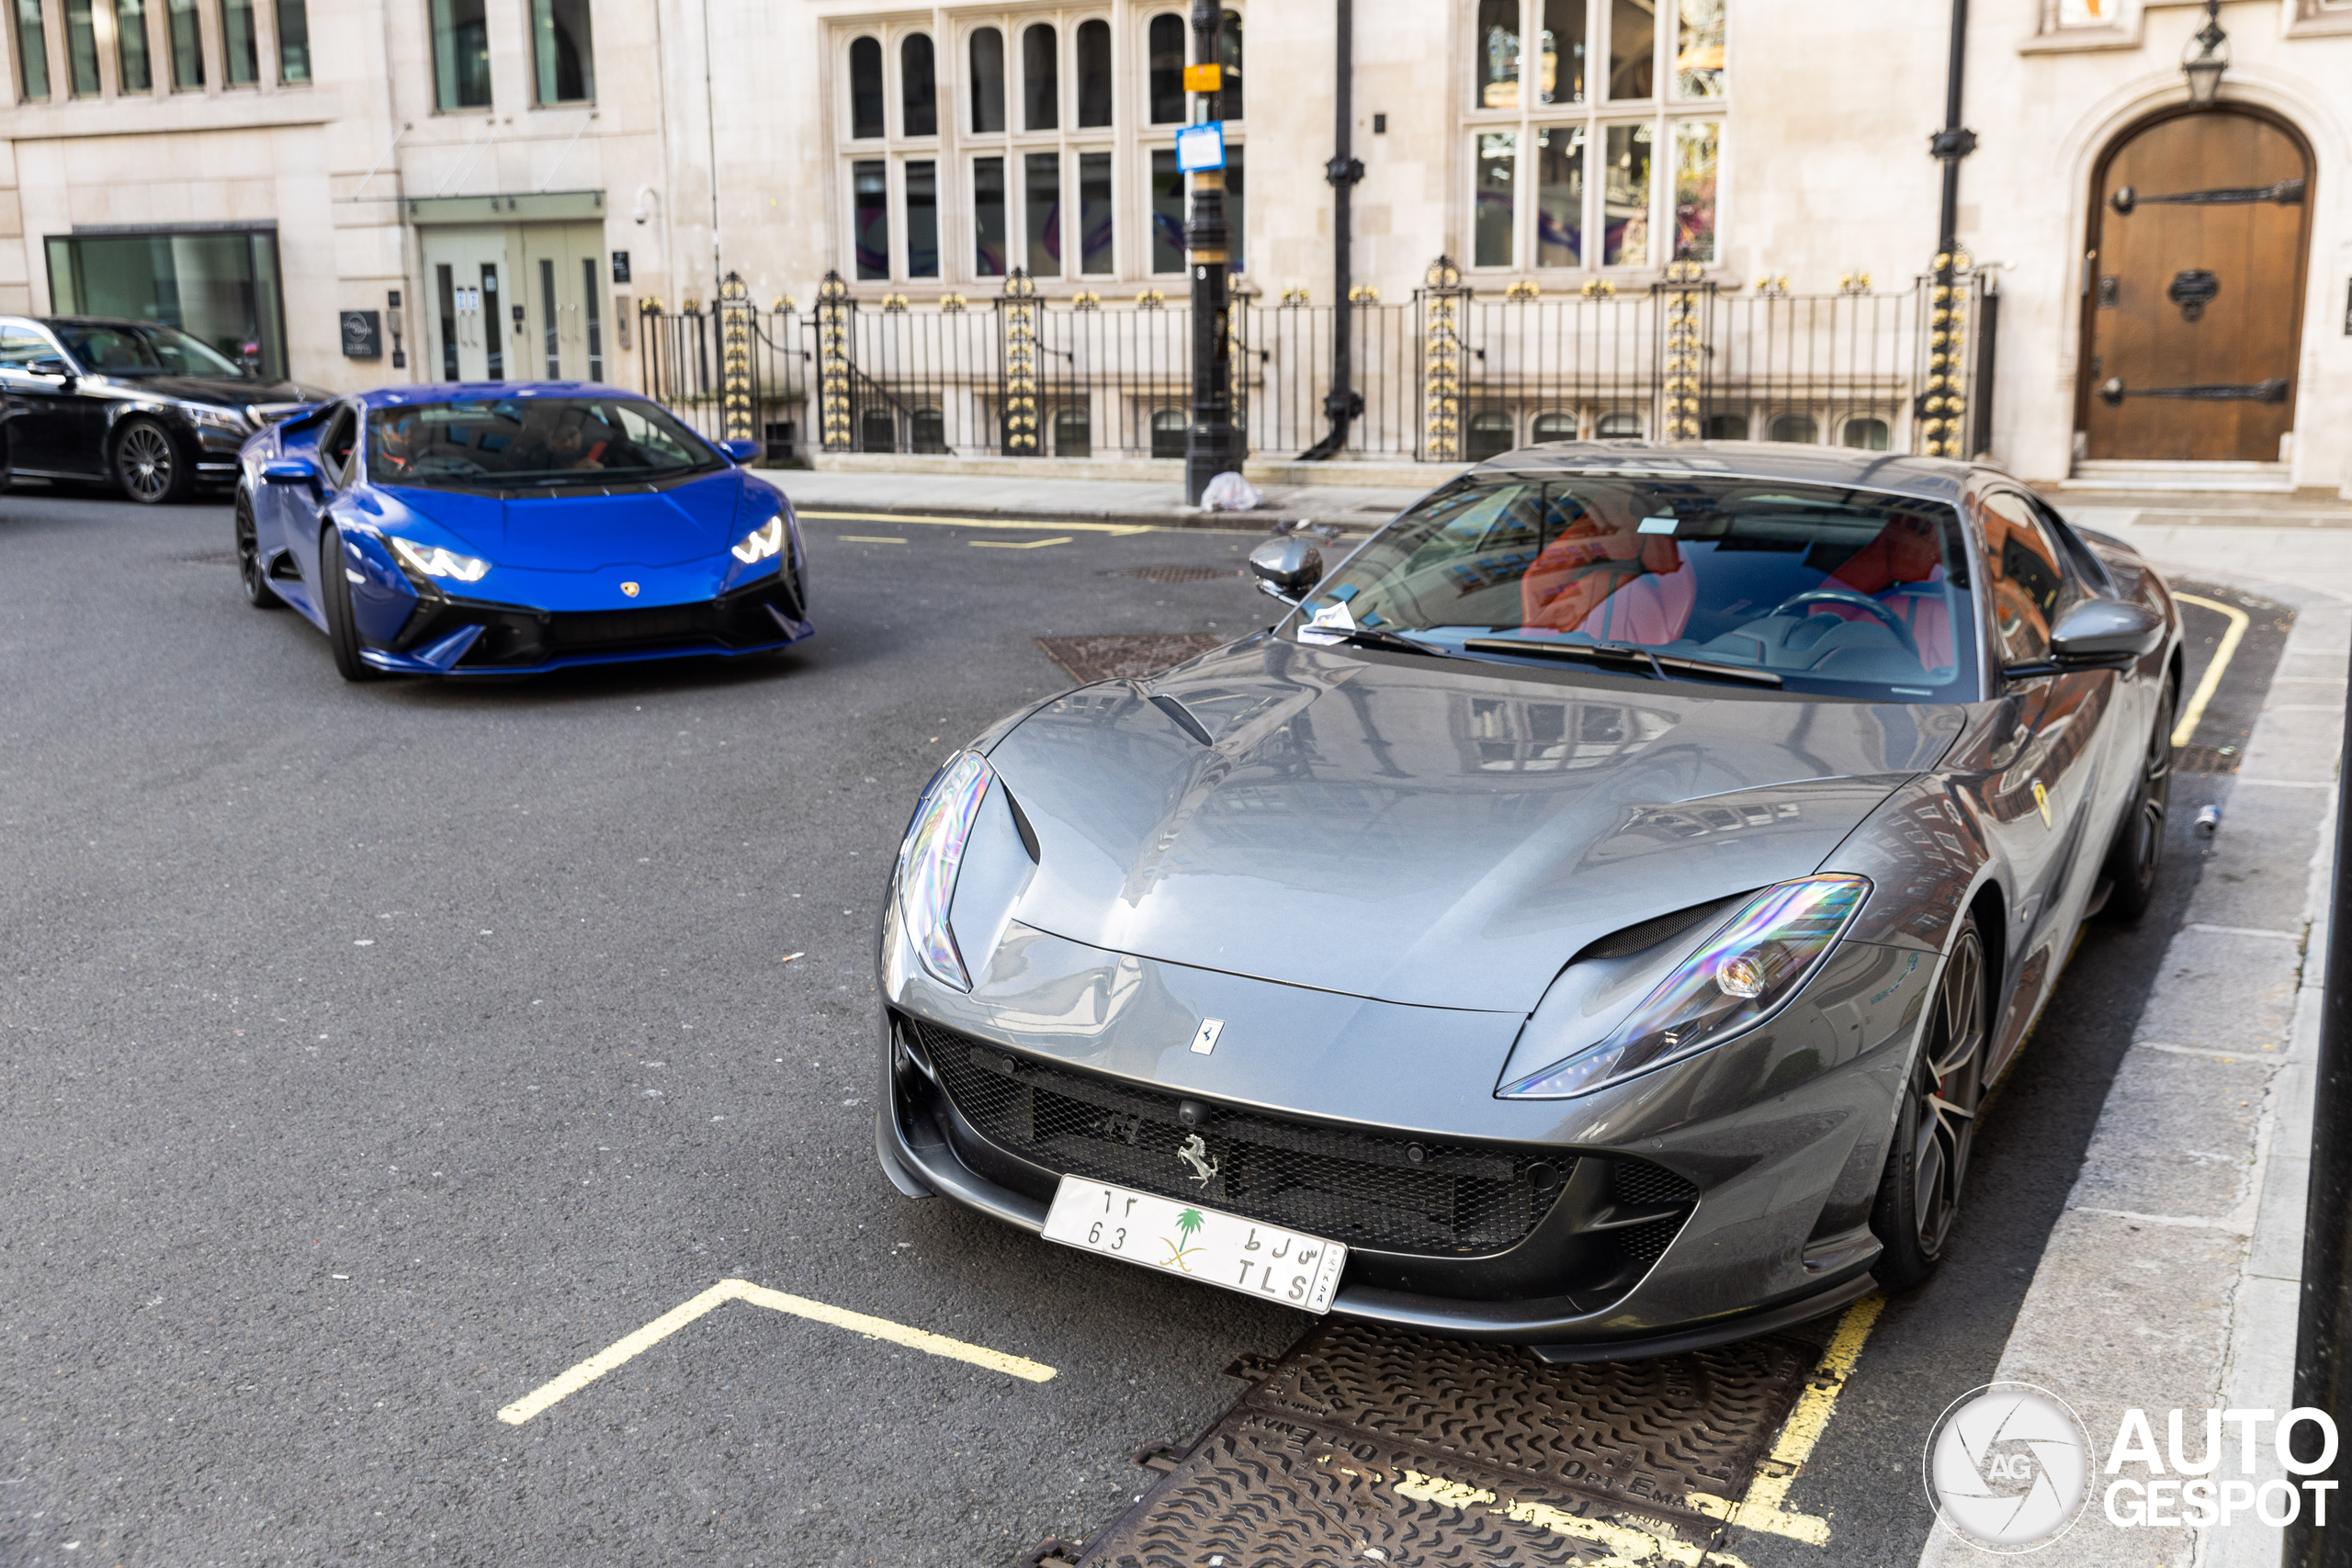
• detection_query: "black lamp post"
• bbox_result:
[1183,0,1239,505]
[2182,0,2229,107]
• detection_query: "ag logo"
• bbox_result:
[1924,1382,2090,1552]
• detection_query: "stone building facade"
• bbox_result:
[2,0,2346,491]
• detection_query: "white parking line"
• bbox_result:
[495,1278,1056,1425]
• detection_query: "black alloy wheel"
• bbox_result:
[2098,673,2178,924]
[318,523,379,682]
[113,418,191,504]
[234,495,278,608]
[1870,917,1988,1291]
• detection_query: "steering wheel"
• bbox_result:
[1770,588,1921,661]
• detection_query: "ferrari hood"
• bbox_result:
[373,470,752,570]
[981,637,1962,1012]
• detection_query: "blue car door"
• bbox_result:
[279,404,359,621]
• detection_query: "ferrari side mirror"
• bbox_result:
[718,438,760,463]
[1248,537,1324,603]
[2007,597,2164,679]
[261,457,318,484]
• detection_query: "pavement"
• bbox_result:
[0,474,2339,1567]
[767,461,1453,533]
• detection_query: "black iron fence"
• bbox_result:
[648,261,1990,467]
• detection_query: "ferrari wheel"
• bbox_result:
[318,524,379,682]
[113,419,191,504]
[235,495,278,608]
[1870,917,1987,1292]
[2098,673,2177,924]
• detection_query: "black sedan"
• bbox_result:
[0,315,325,502]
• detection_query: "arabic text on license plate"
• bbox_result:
[1041,1177,1347,1314]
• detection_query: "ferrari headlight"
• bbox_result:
[732,515,785,565]
[894,750,993,992]
[389,536,492,583]
[1498,875,1870,1099]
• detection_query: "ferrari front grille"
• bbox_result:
[912,1017,1577,1258]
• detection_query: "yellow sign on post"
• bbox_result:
[1183,62,1222,93]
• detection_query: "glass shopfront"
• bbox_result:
[44,228,287,380]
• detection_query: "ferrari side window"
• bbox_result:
[1976,491,2068,665]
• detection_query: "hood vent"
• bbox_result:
[1568,893,1747,965]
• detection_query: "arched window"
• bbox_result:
[1597,410,1643,437]
[1703,412,1747,440]
[1840,416,1890,451]
[1531,412,1577,442]
[1218,9,1243,118]
[1148,14,1184,123]
[1053,406,1091,457]
[1076,19,1112,127]
[911,409,947,454]
[969,27,1005,133]
[1466,410,1515,459]
[849,36,885,139]
[1023,23,1058,130]
[1770,413,1819,444]
[1150,408,1187,457]
[901,34,936,137]
[860,407,897,452]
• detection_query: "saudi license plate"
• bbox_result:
[1041,1176,1348,1314]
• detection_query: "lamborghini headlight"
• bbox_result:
[1498,875,1871,1099]
[732,514,785,565]
[894,750,993,992]
[390,536,492,583]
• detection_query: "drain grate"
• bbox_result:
[1037,633,1226,684]
[2174,743,2241,774]
[1052,1318,1823,1567]
[1108,565,1240,583]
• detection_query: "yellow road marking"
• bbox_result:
[970,536,1072,550]
[2171,592,2251,748]
[1687,1292,1884,1546]
[800,509,1152,536]
[494,1277,1055,1425]
[1388,1465,1734,1566]
[837,534,907,544]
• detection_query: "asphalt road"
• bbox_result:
[0,486,2290,1568]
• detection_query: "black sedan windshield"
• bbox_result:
[54,321,249,379]
[367,397,721,489]
[1301,475,1979,700]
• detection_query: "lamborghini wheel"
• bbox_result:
[318,524,379,682]
[1870,916,1988,1292]
[235,495,278,609]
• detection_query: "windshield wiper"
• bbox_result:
[1309,626,1456,659]
[1462,637,1782,688]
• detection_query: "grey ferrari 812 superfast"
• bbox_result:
[874,442,2180,1360]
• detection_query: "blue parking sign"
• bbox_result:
[1175,121,1227,173]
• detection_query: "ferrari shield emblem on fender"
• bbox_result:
[1188,1018,1225,1055]
[620,581,640,597]
[2032,780,2052,827]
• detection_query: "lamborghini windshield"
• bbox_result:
[1297,475,1980,701]
[366,396,722,489]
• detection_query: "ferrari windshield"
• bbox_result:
[366,396,722,489]
[54,321,250,379]
[1299,475,1979,701]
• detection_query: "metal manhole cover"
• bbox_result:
[1108,565,1240,583]
[1053,1319,1822,1568]
[1037,634,1226,684]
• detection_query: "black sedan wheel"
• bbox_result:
[1870,917,1987,1291]
[317,524,379,682]
[234,495,278,609]
[2098,673,2178,924]
[113,419,191,504]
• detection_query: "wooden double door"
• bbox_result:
[2080,107,2312,462]
[421,222,611,387]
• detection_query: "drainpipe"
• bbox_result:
[1300,0,1363,461]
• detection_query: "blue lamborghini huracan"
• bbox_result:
[232,384,810,679]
